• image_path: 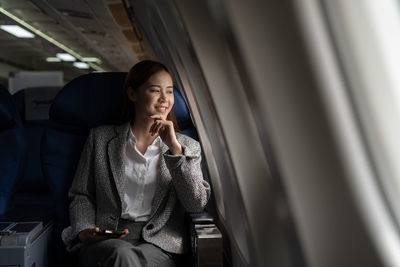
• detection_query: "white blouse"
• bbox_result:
[121,129,161,222]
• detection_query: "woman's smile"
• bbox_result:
[155,105,169,113]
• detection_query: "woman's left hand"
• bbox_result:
[150,115,182,155]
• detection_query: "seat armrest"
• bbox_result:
[187,212,223,267]
[189,211,215,225]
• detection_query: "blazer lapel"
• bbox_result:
[150,143,172,217]
[108,123,130,204]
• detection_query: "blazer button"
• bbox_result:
[110,216,116,220]
[146,224,154,230]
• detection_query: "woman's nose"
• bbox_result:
[159,92,167,101]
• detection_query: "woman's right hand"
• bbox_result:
[78,227,129,244]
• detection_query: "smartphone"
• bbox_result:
[97,229,126,236]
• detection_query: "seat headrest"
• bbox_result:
[50,72,126,128]
[50,72,196,135]
[0,84,16,129]
[12,86,61,121]
[13,86,60,121]
[173,89,193,129]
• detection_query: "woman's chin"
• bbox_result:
[153,111,169,118]
[148,112,168,120]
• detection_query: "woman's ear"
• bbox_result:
[127,87,137,102]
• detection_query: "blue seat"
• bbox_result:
[41,73,127,263]
[10,87,59,214]
[0,85,25,215]
[173,88,198,140]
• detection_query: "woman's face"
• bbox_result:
[128,70,174,119]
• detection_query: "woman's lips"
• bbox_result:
[156,106,168,112]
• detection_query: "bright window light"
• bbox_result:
[46,57,61,62]
[0,25,35,38]
[82,57,101,63]
[73,62,90,69]
[56,53,76,62]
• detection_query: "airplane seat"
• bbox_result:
[41,72,126,265]
[9,87,59,217]
[0,84,25,216]
[173,89,199,140]
[41,72,221,266]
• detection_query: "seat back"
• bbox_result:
[41,72,126,262]
[174,88,198,140]
[0,85,25,215]
[11,87,60,212]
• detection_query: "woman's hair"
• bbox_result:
[119,60,181,132]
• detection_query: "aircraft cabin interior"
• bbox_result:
[1,0,400,267]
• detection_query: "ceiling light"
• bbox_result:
[0,7,106,72]
[46,57,62,62]
[56,53,76,62]
[73,62,90,69]
[82,57,101,63]
[0,25,35,38]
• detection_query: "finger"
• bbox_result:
[154,121,164,136]
[83,228,96,237]
[166,121,174,131]
[150,114,163,120]
[80,228,100,243]
[160,125,166,134]
[118,229,130,239]
[150,120,160,135]
[92,228,100,236]
[161,121,174,135]
[154,121,164,135]
[150,119,161,135]
[155,121,164,133]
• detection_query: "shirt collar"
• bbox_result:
[128,128,161,148]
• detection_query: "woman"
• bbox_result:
[61,60,211,267]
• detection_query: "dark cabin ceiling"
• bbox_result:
[0,0,150,83]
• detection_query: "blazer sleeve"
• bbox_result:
[163,137,211,212]
[61,128,97,250]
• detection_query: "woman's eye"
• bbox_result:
[167,90,173,94]
[150,89,160,93]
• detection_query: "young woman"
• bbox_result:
[61,60,211,267]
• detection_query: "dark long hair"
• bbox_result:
[119,60,181,132]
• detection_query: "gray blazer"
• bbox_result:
[61,122,211,254]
